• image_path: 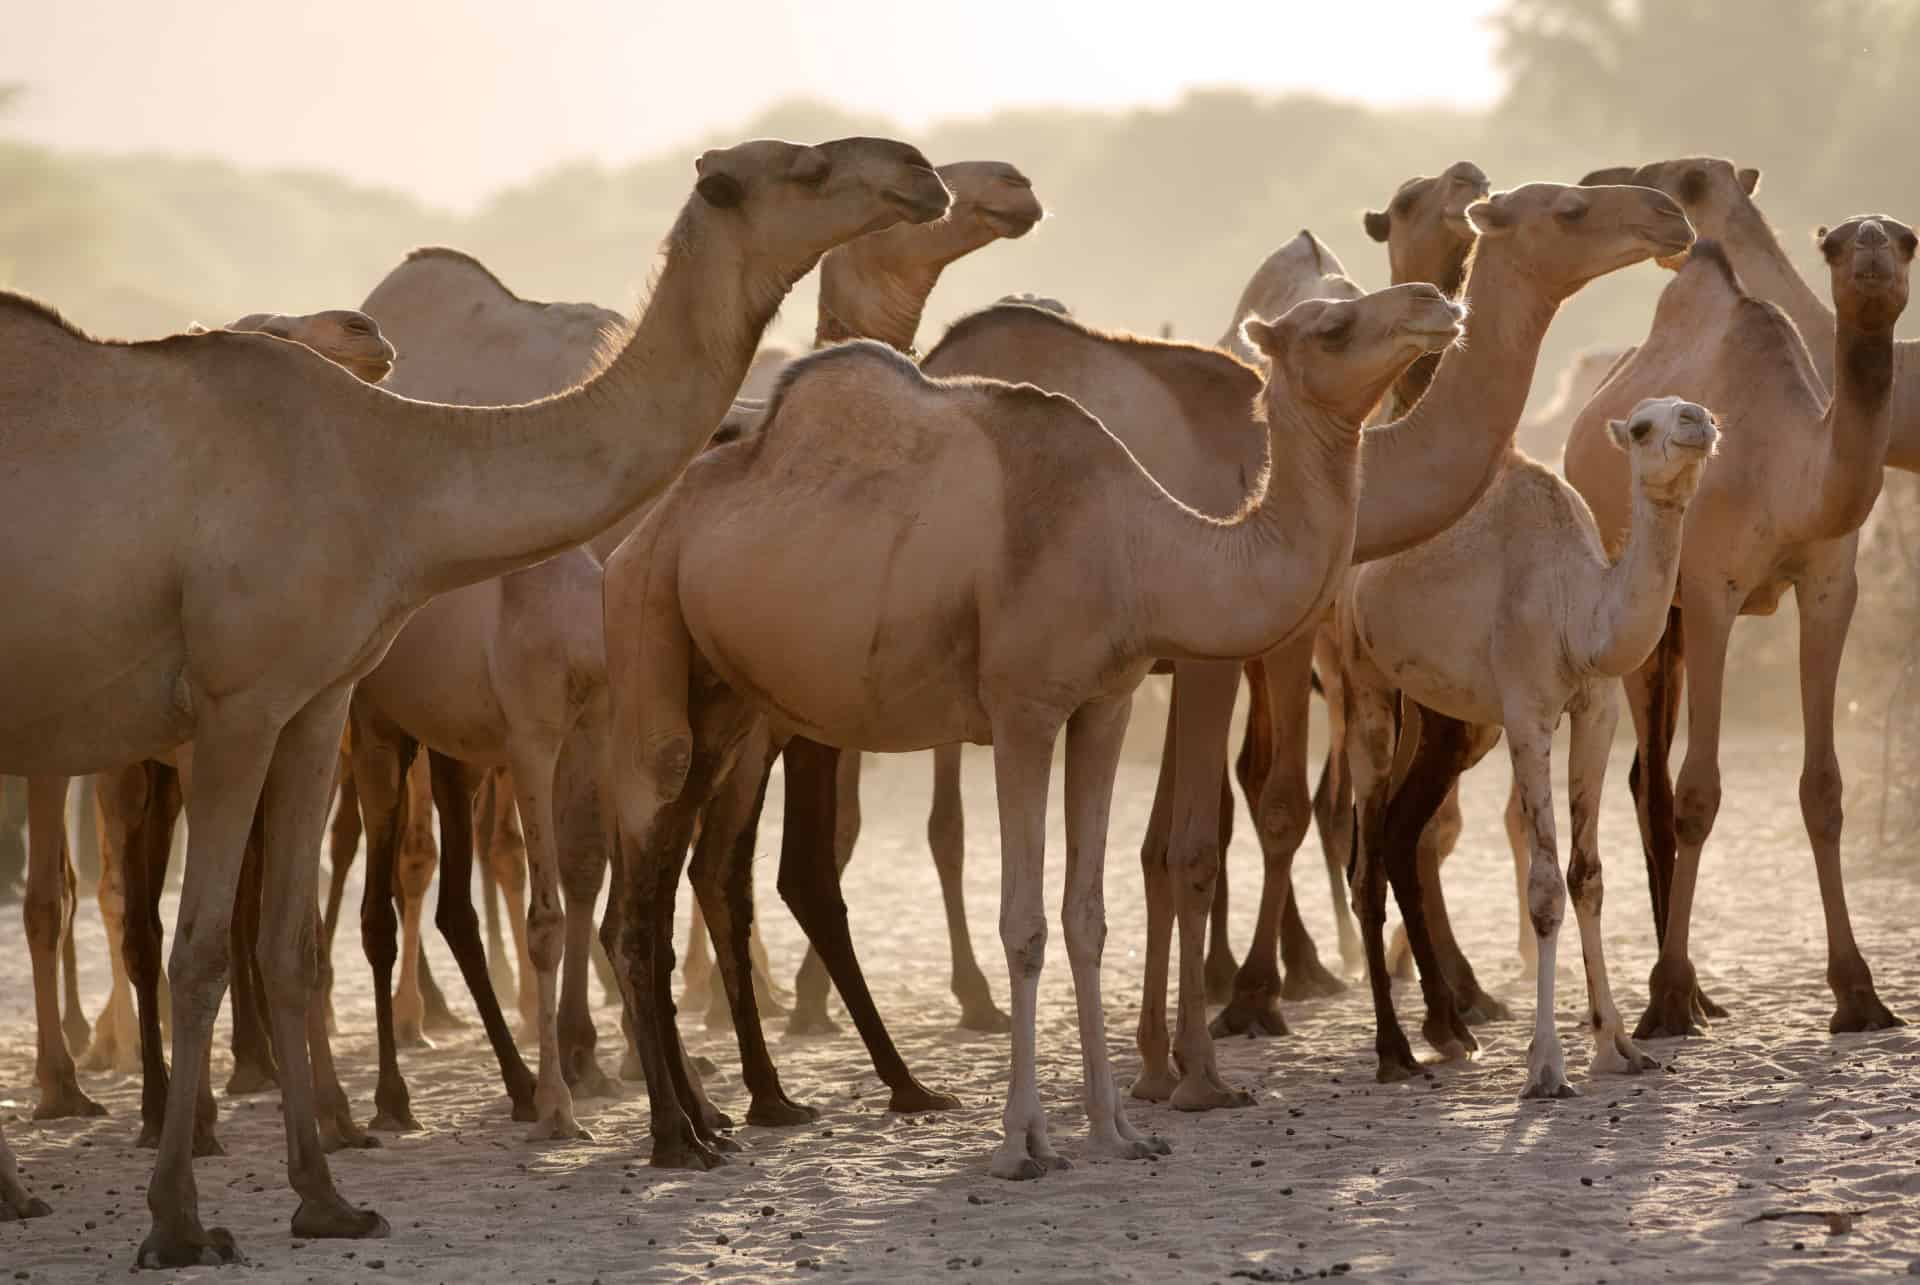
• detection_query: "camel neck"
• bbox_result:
[1582,471,1692,675]
[1350,247,1556,562]
[1385,246,1472,413]
[1804,313,1896,540]
[815,234,983,354]
[1139,389,1362,662]
[388,207,796,593]
[1721,203,1838,389]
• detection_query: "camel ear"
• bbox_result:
[185,321,209,335]
[1606,418,1631,451]
[1737,167,1761,196]
[787,146,832,184]
[1363,210,1391,242]
[1579,165,1636,187]
[1466,198,1515,236]
[1240,317,1282,358]
[1815,225,1840,262]
[255,317,295,339]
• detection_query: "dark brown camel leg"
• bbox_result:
[550,731,619,1101]
[346,711,422,1133]
[1203,772,1238,1003]
[427,751,540,1120]
[224,813,281,1095]
[1132,684,1184,1101]
[785,739,845,1037]
[776,736,958,1113]
[688,733,816,1125]
[1346,688,1422,1083]
[24,777,104,1119]
[1379,711,1480,1061]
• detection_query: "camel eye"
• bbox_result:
[1317,318,1354,347]
[1630,420,1651,442]
[1555,201,1589,223]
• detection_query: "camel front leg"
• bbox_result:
[552,725,619,1102]
[1345,682,1419,1082]
[987,711,1064,1181]
[1130,691,1180,1103]
[428,752,538,1120]
[1168,661,1257,1109]
[25,775,104,1119]
[82,793,142,1074]
[347,707,422,1134]
[1063,695,1170,1160]
[1637,594,1734,1040]
[136,719,276,1270]
[1504,715,1573,1100]
[224,816,281,1095]
[257,689,390,1244]
[508,738,587,1141]
[1503,777,1540,980]
[928,741,1005,1031]
[59,831,88,1056]
[390,755,440,1050]
[1564,685,1658,1078]
[483,780,541,1038]
[1796,564,1902,1031]
[1217,635,1321,1038]
[787,742,863,1033]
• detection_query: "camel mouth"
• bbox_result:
[980,206,1042,238]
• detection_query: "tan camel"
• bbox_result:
[0,136,948,1259]
[1219,229,1365,362]
[75,310,398,1088]
[1338,395,1718,1090]
[603,281,1463,1173]
[1563,217,1915,1038]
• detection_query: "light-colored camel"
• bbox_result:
[76,311,398,1090]
[1564,217,1915,1038]
[603,281,1463,1174]
[348,160,1029,1138]
[1338,396,1718,1091]
[0,135,949,1259]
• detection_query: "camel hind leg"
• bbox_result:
[390,755,439,1049]
[82,795,142,1074]
[25,775,105,1119]
[928,741,1007,1031]
[59,837,89,1056]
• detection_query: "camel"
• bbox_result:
[1220,230,1364,363]
[602,278,1464,1174]
[1563,216,1915,1039]
[73,311,398,1095]
[0,135,949,1259]
[341,160,1032,1139]
[1337,396,1718,1090]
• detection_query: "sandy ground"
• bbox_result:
[3,716,1918,1282]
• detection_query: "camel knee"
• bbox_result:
[256,925,320,1008]
[22,877,63,953]
[525,892,564,973]
[1672,775,1721,848]
[434,891,481,947]
[1253,790,1310,862]
[1566,851,1603,916]
[1000,913,1047,978]
[1526,861,1567,938]
[1799,761,1843,849]
[359,891,400,967]
[643,732,693,805]
[165,929,231,1014]
[1061,897,1106,965]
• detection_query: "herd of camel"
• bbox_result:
[1,132,1915,1267]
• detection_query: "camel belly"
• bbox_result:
[0,647,194,776]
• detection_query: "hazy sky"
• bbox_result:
[3,1,1505,209]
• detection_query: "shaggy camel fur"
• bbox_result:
[1339,396,1718,1091]
[603,281,1462,1174]
[1564,217,1915,1038]
[0,136,948,1262]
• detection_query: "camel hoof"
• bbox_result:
[746,1096,821,1127]
[1455,989,1513,1025]
[1375,1042,1422,1084]
[700,1103,735,1132]
[370,1108,421,1134]
[1095,1135,1164,1161]
[1424,1011,1479,1061]
[138,1222,241,1268]
[136,1121,162,1150]
[291,1197,390,1240]
[1208,994,1290,1039]
[394,1023,434,1052]
[423,1005,468,1034]
[1592,1037,1660,1077]
[225,1060,280,1097]
[957,1001,1013,1035]
[1693,984,1729,1021]
[1830,990,1904,1034]
[1128,1070,1179,1103]
[689,1054,720,1080]
[528,1111,591,1143]
[567,1061,624,1102]
[1280,956,1347,1001]
[508,1091,540,1123]
[651,1133,729,1171]
[887,1080,961,1114]
[785,1007,841,1038]
[34,1083,108,1120]
[706,1132,742,1154]
[989,1154,1047,1182]
[1634,992,1705,1041]
[193,1130,227,1159]
[1521,1075,1580,1101]
[320,1111,380,1152]
[0,1194,53,1221]
[1169,1075,1256,1112]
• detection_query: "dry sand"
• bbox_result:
[3,720,1918,1282]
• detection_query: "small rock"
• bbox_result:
[717,1235,730,1245]
[1579,1177,1593,1187]
[968,1194,985,1205]
[368,1260,386,1270]
[1251,1159,1266,1169]
[762,1205,775,1217]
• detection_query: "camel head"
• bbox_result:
[691,137,952,272]
[226,309,395,384]
[1242,282,1465,424]
[1580,158,1761,247]
[940,161,1044,241]
[1817,214,1916,333]
[1466,182,1694,299]
[1606,396,1719,505]
[1365,161,1490,293]
[995,291,1070,314]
